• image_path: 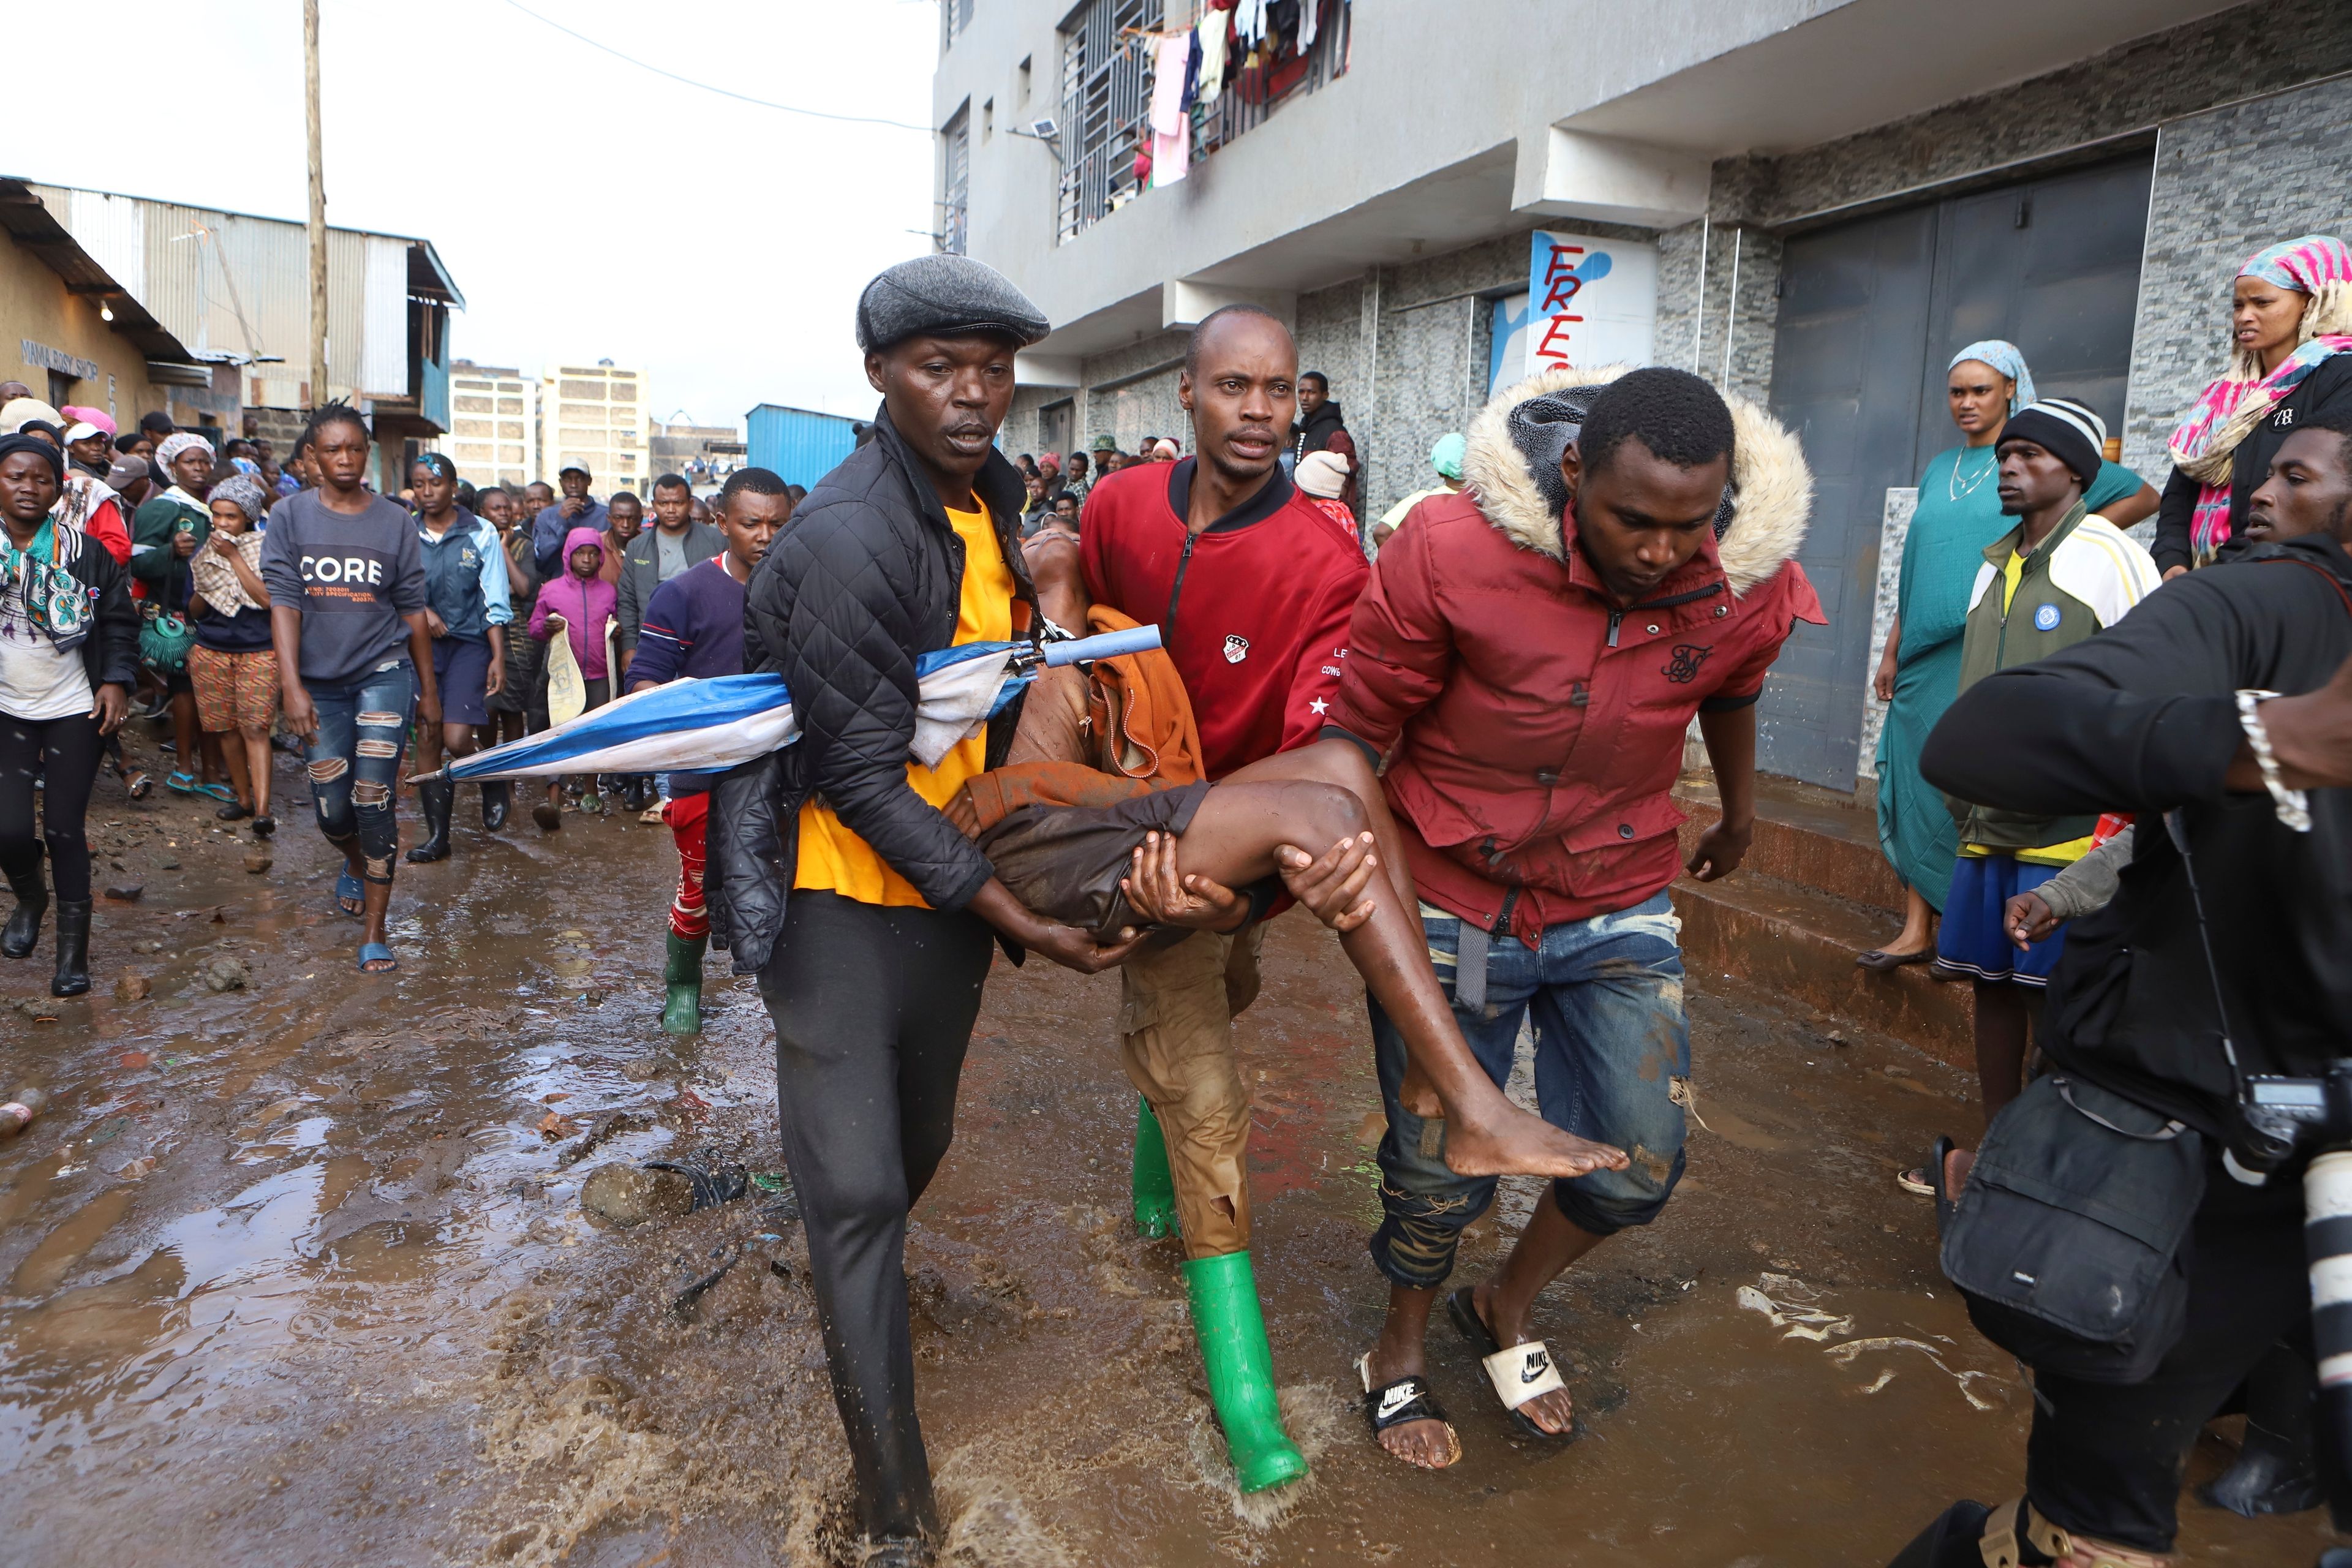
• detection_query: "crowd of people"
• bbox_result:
[0,381,796,982]
[2,232,2348,1568]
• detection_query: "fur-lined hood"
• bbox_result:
[1458,364,1812,598]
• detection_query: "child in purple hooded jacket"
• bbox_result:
[524,526,618,829]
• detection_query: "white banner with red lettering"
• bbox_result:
[1524,232,1658,379]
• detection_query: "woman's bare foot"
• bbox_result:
[1470,1283,1574,1436]
[1441,1096,1627,1180]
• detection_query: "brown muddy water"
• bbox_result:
[0,767,2337,1566]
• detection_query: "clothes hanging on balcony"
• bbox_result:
[1234,0,1268,48]
[1297,0,1321,50]
[1151,34,1189,135]
[1196,9,1230,100]
[1267,0,1300,51]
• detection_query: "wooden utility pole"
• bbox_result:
[304,0,328,409]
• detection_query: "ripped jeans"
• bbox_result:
[1368,891,1691,1290]
[301,658,417,884]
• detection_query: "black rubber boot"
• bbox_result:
[2201,1419,2324,1517]
[1887,1500,1992,1568]
[480,780,511,832]
[405,777,456,863]
[2,844,47,960]
[50,899,92,998]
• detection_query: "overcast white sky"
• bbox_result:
[7,0,942,431]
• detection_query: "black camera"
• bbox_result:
[2231,1065,2352,1179]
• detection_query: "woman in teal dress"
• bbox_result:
[1859,342,2158,970]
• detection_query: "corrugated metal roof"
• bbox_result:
[15,179,462,403]
[0,178,198,367]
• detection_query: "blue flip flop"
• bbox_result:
[356,941,398,974]
[334,869,364,918]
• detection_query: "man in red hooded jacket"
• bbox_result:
[1329,366,1823,1470]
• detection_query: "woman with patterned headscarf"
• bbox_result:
[132,429,236,801]
[2155,235,2352,576]
[1860,341,2156,1004]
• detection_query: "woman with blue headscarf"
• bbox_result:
[1860,342,2156,989]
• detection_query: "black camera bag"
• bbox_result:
[1939,1072,2204,1384]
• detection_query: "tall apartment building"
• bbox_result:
[938,0,2352,794]
[544,360,648,497]
[441,361,540,488]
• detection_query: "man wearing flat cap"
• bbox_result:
[709,254,1144,1567]
[1934,396,2162,1137]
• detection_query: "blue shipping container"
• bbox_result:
[746,404,862,489]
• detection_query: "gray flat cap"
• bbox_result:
[856,254,1051,352]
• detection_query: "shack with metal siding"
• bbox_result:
[745,404,861,489]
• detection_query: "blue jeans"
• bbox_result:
[1368,891,1691,1289]
[302,659,416,883]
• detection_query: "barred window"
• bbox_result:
[1057,0,1156,244]
[940,105,971,256]
[939,0,973,52]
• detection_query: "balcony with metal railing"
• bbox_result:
[1055,0,1351,245]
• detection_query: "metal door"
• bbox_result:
[1757,207,1936,789]
[1760,154,2152,791]
[1914,158,2154,457]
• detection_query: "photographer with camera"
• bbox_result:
[1889,413,2352,1567]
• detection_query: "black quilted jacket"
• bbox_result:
[708,405,1038,974]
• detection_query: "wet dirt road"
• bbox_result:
[0,772,2336,1567]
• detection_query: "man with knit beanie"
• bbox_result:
[1931,396,2162,1135]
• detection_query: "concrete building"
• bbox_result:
[17,178,461,491]
[543,360,648,497]
[0,178,209,434]
[935,0,2352,793]
[441,361,541,490]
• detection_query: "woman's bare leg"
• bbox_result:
[1161,778,1626,1182]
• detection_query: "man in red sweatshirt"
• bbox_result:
[1329,366,1822,1471]
[1073,303,1366,1490]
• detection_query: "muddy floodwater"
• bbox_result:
[1,776,2337,1567]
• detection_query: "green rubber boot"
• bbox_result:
[1132,1096,1179,1239]
[1182,1251,1308,1494]
[660,931,706,1036]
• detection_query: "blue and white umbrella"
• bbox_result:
[421,624,1162,784]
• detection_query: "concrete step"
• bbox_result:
[1670,869,1972,1072]
[1675,773,1905,916]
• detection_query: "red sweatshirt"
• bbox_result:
[1328,488,1822,941]
[1079,459,1367,779]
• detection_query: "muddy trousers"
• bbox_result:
[1119,924,1264,1259]
[0,711,102,902]
[758,891,993,1545]
[298,659,416,883]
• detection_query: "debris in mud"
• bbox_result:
[670,1242,744,1314]
[554,1109,649,1167]
[200,955,250,993]
[537,1110,581,1140]
[15,997,60,1022]
[580,1162,695,1227]
[644,1147,750,1212]
[113,973,151,1002]
[102,883,145,902]
[243,851,273,875]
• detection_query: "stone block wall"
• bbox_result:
[2124,73,2352,478]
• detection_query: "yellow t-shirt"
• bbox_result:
[794,500,1014,906]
